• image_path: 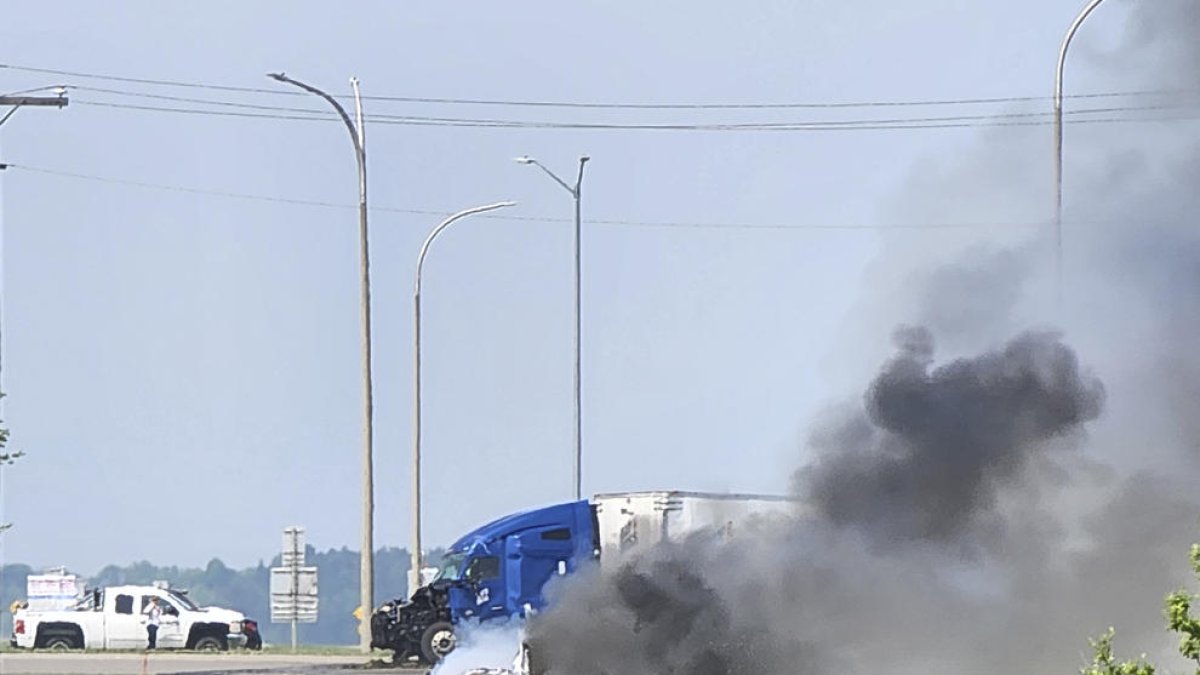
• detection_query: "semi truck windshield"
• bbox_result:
[438,553,467,581]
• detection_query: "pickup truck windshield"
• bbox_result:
[167,590,199,611]
[438,553,466,581]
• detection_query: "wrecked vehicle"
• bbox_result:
[370,490,797,663]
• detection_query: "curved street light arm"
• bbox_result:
[415,202,519,295]
[1055,0,1108,114]
[410,200,516,592]
[1053,0,1108,313]
[268,73,363,158]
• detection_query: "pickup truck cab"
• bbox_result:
[11,584,261,651]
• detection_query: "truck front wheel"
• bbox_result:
[420,621,456,663]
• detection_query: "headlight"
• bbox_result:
[229,621,242,634]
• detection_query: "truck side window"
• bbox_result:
[115,594,134,615]
[465,556,500,581]
[141,596,175,614]
[143,596,177,616]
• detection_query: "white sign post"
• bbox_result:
[270,526,318,651]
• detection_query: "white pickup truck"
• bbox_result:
[10,584,262,651]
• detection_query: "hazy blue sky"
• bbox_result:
[0,0,1134,575]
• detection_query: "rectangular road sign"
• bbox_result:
[281,526,306,567]
[270,566,319,623]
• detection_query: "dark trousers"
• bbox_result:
[146,624,158,649]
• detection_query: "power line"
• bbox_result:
[70,97,1200,132]
[76,85,1193,126]
[2,162,1044,231]
[4,62,1193,111]
[74,86,331,116]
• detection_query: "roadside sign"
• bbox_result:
[281,526,306,567]
[270,526,319,637]
[270,565,319,623]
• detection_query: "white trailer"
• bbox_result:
[591,490,801,569]
[24,569,83,612]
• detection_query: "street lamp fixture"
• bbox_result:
[515,155,590,501]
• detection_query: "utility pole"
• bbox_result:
[0,92,69,128]
[0,88,68,379]
[0,86,67,622]
[0,87,67,384]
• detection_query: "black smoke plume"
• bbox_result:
[800,327,1104,548]
[519,2,1200,673]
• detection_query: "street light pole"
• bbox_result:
[267,73,375,654]
[410,201,517,594]
[1054,0,1108,312]
[515,155,590,501]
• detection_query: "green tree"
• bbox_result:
[1081,628,1156,675]
[1083,540,1200,675]
[1165,543,1200,674]
[0,393,24,533]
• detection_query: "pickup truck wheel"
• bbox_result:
[193,636,226,652]
[44,636,78,651]
[420,621,456,663]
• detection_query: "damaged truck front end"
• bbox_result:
[370,579,456,663]
[371,501,596,665]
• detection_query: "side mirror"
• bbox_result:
[165,607,179,617]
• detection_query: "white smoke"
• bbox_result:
[434,622,524,675]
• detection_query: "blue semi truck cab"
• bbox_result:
[369,500,598,663]
[369,491,796,663]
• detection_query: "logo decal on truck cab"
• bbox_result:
[475,587,490,606]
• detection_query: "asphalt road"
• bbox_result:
[0,652,428,675]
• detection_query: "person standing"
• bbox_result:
[143,596,162,649]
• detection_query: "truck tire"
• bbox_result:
[43,635,79,651]
[193,635,226,652]
[35,624,82,651]
[420,621,456,663]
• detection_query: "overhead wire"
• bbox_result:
[6,64,1200,133]
[3,62,1194,111]
[69,96,1200,132]
[1,163,1044,231]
